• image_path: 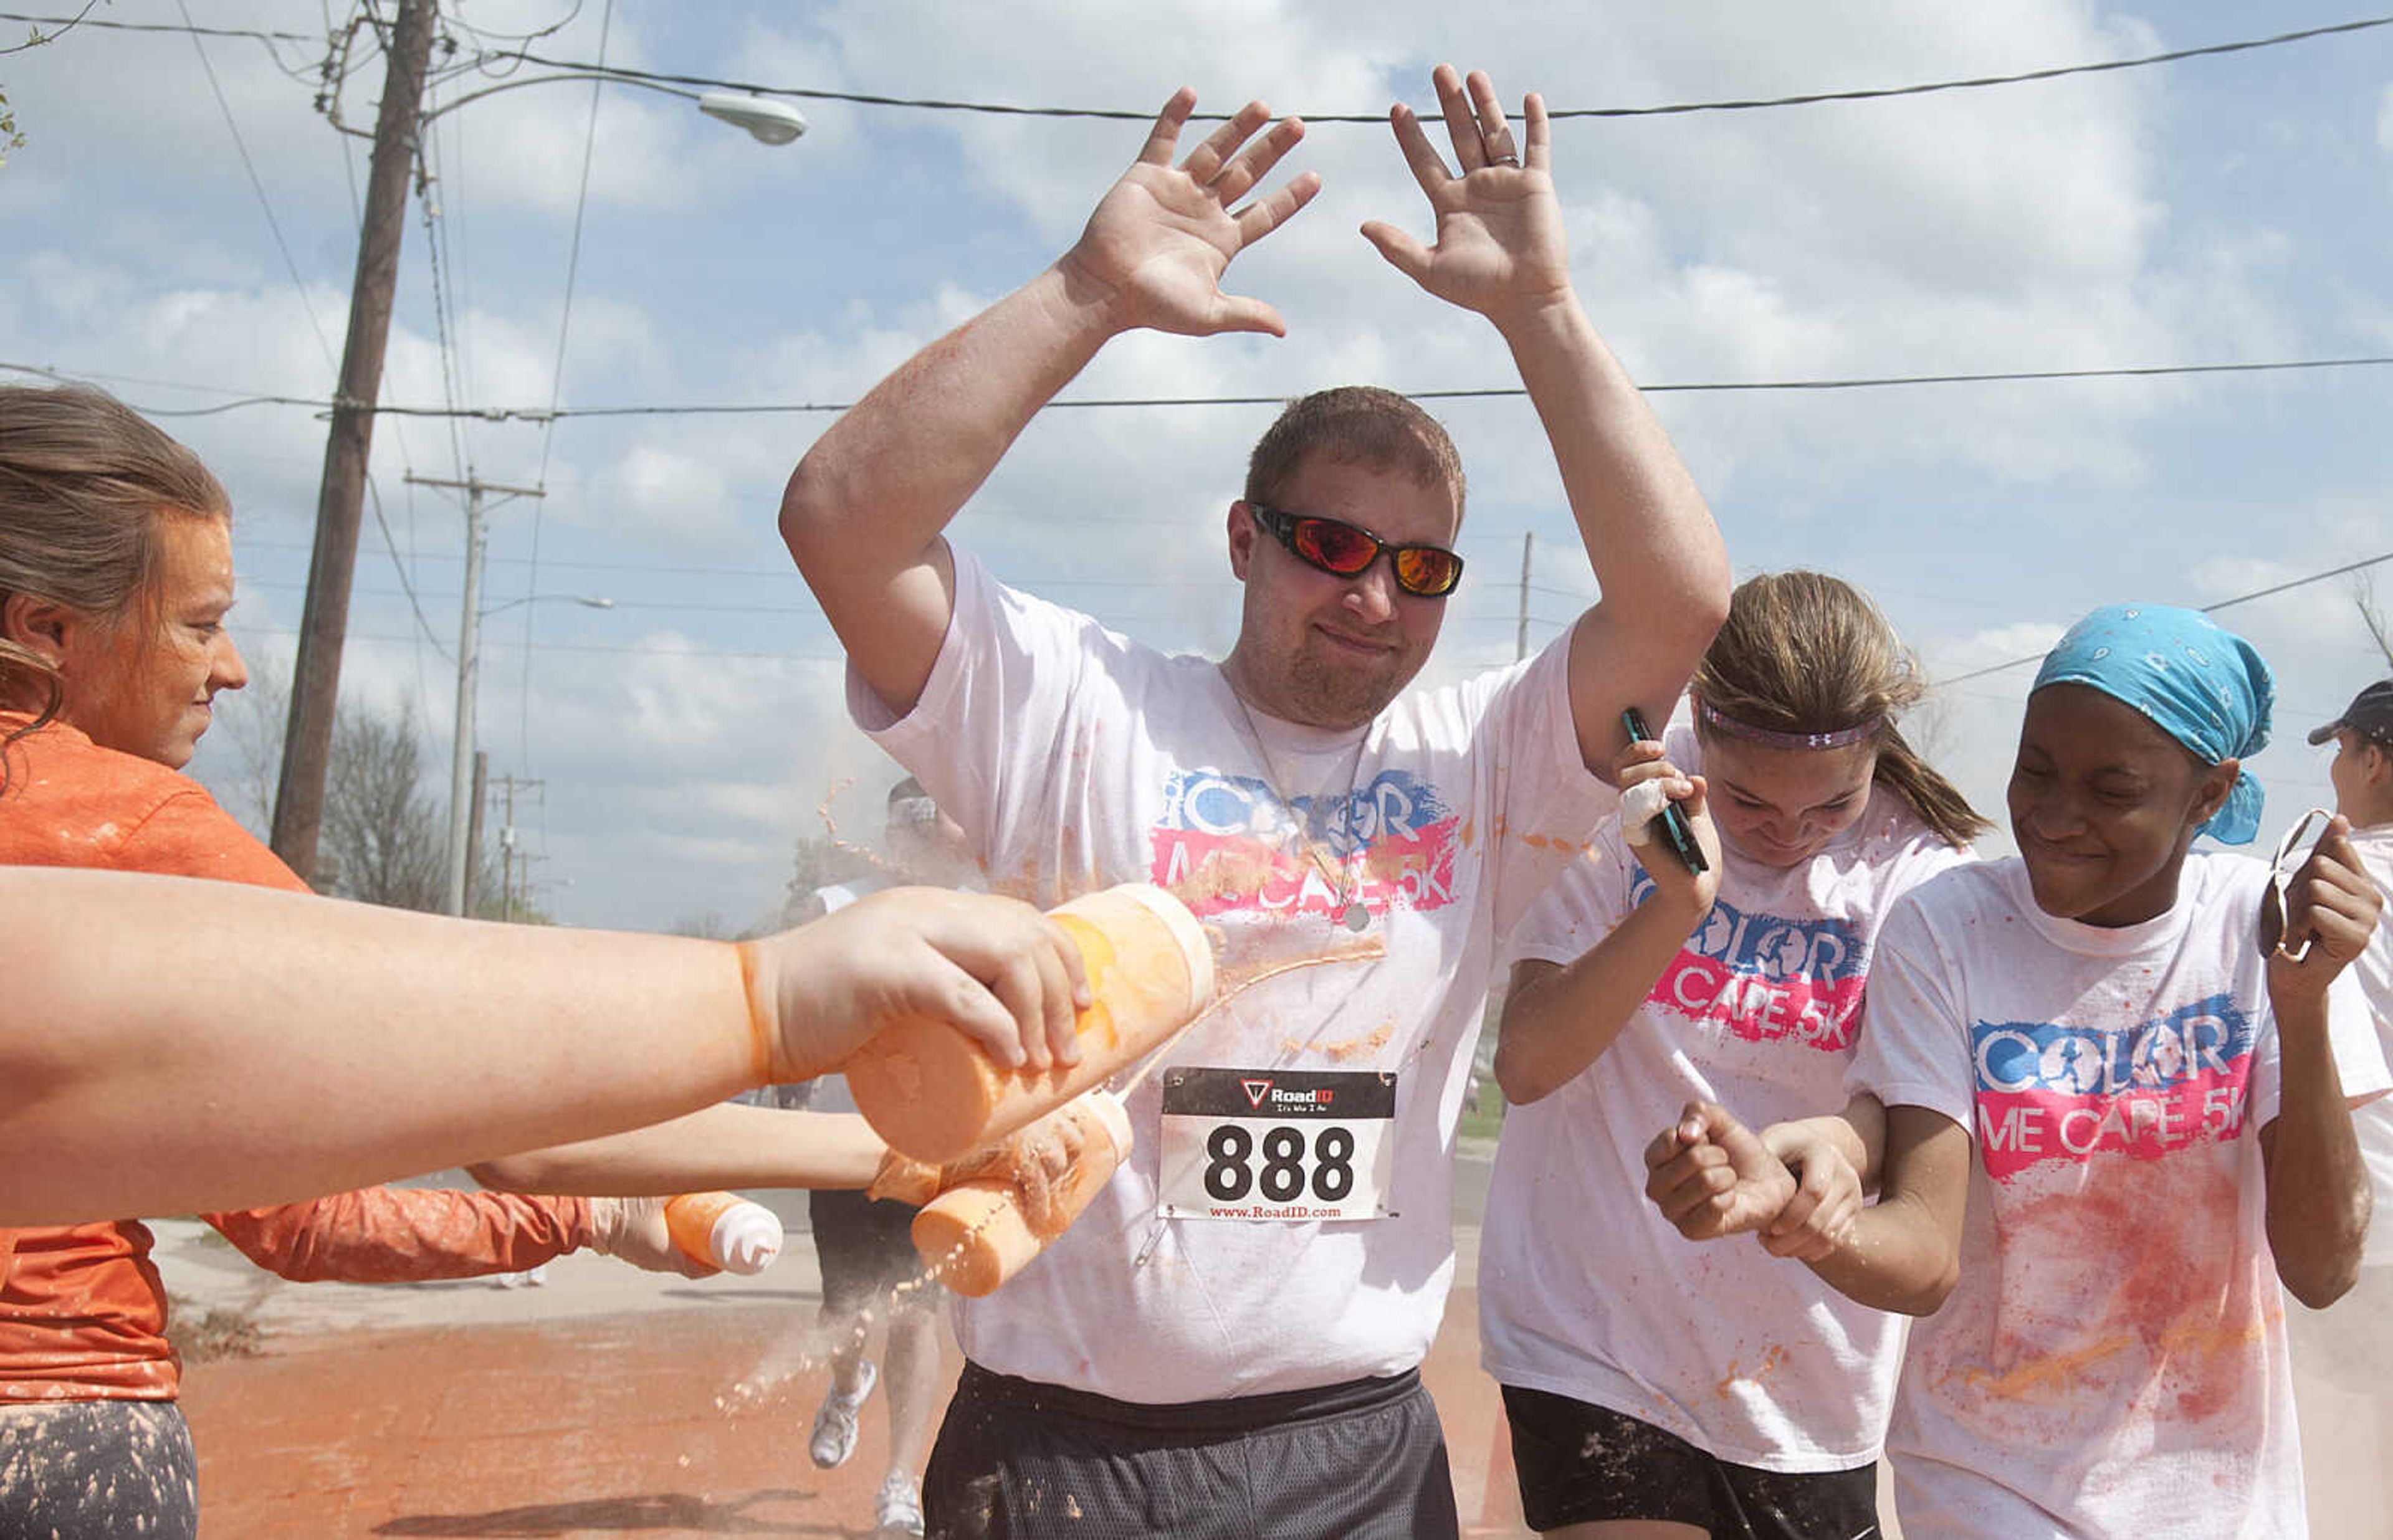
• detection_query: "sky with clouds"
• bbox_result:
[5,1,2391,933]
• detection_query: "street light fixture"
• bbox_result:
[273,8,803,886]
[370,72,810,145]
[696,92,808,145]
[481,592,616,616]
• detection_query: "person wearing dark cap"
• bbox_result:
[2309,678,2393,763]
[2290,677,2393,1517]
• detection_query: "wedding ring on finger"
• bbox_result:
[1489,152,1521,167]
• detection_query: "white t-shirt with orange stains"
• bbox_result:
[1853,853,2391,1539]
[1479,726,1972,1471]
[852,550,1615,1402]
[2345,825,2393,1268]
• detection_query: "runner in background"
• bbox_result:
[1646,604,2389,1538]
[2286,679,2393,1524]
[767,775,980,1539]
[1482,572,1985,1539]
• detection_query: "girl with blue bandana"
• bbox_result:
[1645,603,2389,1539]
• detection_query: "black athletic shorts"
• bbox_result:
[1502,1384,1881,1539]
[924,1359,1459,1539]
[808,1186,926,1316]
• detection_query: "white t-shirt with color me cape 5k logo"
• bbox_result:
[1854,853,2389,1539]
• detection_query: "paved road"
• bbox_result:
[158,1151,1531,1538]
[156,1147,2389,1538]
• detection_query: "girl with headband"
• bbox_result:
[1647,602,2389,1538]
[1479,571,1988,1539]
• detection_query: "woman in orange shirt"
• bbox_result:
[0,384,697,1538]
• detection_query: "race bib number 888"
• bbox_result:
[1157,1067,1397,1221]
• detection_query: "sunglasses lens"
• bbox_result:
[2258,883,2286,955]
[1293,518,1380,576]
[1393,547,1463,597]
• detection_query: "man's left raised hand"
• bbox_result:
[1361,65,1572,328]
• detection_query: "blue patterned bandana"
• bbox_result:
[2030,604,2274,845]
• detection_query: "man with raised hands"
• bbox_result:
[782,64,1728,1538]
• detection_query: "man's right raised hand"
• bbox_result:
[1059,90,1320,340]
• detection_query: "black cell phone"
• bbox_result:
[1621,707,1708,875]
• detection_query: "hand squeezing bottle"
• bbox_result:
[844,882,1214,1164]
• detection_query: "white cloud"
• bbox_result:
[22,0,2393,929]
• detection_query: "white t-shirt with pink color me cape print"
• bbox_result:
[1479,725,1970,1472]
[851,549,1614,1404]
[1853,853,2389,1539]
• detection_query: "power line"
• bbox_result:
[441,1,583,49]
[0,1,104,54]
[15,353,2393,424]
[518,0,614,770]
[239,622,846,663]
[18,9,2389,121]
[0,10,314,44]
[174,0,337,367]
[169,4,452,672]
[495,12,2393,124]
[1928,548,2393,688]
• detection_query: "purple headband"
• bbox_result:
[1696,696,1884,751]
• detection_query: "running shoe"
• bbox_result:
[875,1471,925,1538]
[808,1357,877,1469]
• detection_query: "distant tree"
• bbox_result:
[205,663,503,915]
[2359,573,2393,670]
[320,699,447,911]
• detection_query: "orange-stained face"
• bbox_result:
[54,512,247,769]
[1222,453,1461,730]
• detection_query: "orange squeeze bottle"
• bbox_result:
[662,1191,784,1275]
[845,882,1213,1165]
[911,1090,1133,1298]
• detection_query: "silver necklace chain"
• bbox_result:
[1222,674,1373,933]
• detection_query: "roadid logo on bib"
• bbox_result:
[1155,1067,1397,1221]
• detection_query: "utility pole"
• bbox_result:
[1515,532,1533,663]
[270,0,439,884]
[405,472,545,916]
[463,749,487,916]
[495,774,543,921]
